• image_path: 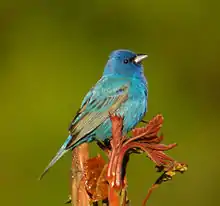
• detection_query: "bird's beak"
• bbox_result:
[133,54,148,64]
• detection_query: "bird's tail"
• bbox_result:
[39,135,72,180]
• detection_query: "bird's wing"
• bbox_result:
[66,77,130,149]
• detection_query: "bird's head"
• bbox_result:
[103,49,148,78]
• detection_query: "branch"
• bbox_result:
[106,114,188,206]
[71,143,90,206]
[69,114,187,206]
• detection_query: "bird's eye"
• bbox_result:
[123,59,129,64]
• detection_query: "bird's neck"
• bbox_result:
[103,73,147,84]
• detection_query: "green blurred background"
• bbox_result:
[0,1,219,205]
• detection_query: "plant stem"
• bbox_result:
[71,143,90,206]
[108,185,120,206]
[142,184,159,206]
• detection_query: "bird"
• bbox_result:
[39,49,148,180]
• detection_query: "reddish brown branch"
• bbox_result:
[106,114,187,205]
[71,143,90,206]
[142,184,159,206]
[70,114,187,206]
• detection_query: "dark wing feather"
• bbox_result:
[66,80,129,149]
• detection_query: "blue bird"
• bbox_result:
[39,49,148,179]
